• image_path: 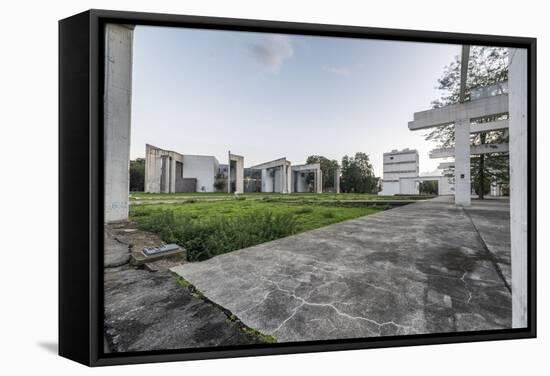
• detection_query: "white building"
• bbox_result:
[379,149,419,195]
[144,144,219,193]
[379,148,454,196]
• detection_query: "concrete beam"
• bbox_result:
[104,24,134,222]
[471,119,509,134]
[430,143,509,159]
[408,94,509,131]
[509,48,528,329]
[438,162,455,169]
[249,157,289,170]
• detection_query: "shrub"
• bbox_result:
[135,210,298,261]
[294,207,313,215]
[322,211,336,218]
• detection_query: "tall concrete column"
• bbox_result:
[335,167,341,194]
[454,119,471,206]
[104,24,134,222]
[261,169,269,192]
[286,165,292,193]
[316,169,323,193]
[169,157,176,193]
[509,48,528,328]
[280,165,287,193]
[161,156,170,193]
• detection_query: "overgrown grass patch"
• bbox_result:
[130,200,385,261]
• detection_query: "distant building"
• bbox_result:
[144,144,219,193]
[379,149,419,195]
[379,148,454,196]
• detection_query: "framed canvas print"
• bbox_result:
[58,9,537,366]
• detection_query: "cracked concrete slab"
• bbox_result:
[171,196,511,342]
[104,266,262,352]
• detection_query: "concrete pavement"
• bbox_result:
[172,196,511,342]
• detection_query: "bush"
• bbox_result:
[294,207,313,215]
[136,210,298,261]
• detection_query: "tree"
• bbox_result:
[426,46,510,199]
[340,152,379,193]
[129,158,145,192]
[418,180,439,195]
[305,155,340,191]
[213,172,226,192]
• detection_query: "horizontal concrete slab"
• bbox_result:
[172,197,511,343]
[430,143,509,159]
[408,95,509,130]
[471,119,509,133]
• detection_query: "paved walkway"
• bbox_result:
[172,196,511,342]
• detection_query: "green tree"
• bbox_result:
[418,180,439,195]
[427,46,509,199]
[129,158,145,192]
[213,172,226,192]
[305,155,340,191]
[340,152,378,193]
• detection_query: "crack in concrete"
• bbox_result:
[258,274,416,337]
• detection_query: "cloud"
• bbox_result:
[248,35,294,73]
[323,66,352,77]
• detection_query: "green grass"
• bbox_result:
[130,200,384,261]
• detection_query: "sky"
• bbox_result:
[130,25,462,177]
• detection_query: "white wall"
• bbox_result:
[379,181,400,195]
[509,48,528,328]
[103,24,134,222]
[182,155,218,192]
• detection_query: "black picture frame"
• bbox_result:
[59,9,537,367]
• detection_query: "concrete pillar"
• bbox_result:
[288,168,292,193]
[161,156,170,193]
[261,169,269,192]
[281,165,287,193]
[509,48,528,328]
[335,167,341,194]
[104,24,134,222]
[316,169,323,193]
[169,156,176,193]
[454,119,471,206]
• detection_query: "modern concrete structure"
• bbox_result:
[228,152,244,194]
[144,144,219,193]
[509,48,528,328]
[408,48,527,327]
[398,175,454,196]
[408,83,509,206]
[144,144,183,193]
[379,149,420,195]
[249,158,292,193]
[291,163,323,193]
[104,24,134,223]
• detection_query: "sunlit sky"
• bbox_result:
[130,25,462,176]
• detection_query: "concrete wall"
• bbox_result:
[182,155,219,192]
[291,164,322,193]
[104,24,134,223]
[509,48,528,328]
[379,181,400,195]
[228,153,244,193]
[144,144,183,193]
[383,149,419,182]
[399,178,418,195]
